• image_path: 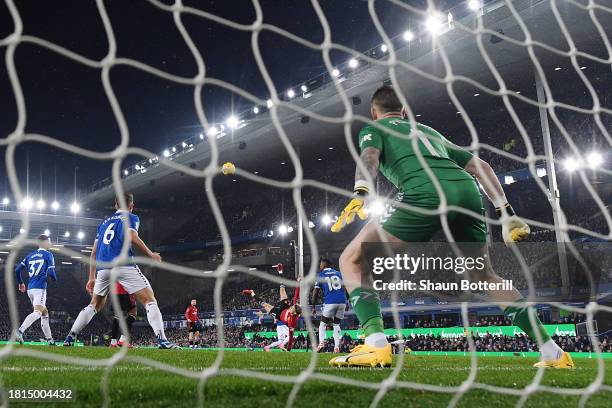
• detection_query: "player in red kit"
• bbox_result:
[185,299,202,349]
[109,282,136,348]
[243,278,302,351]
[274,289,301,351]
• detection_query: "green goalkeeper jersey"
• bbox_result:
[358,116,475,192]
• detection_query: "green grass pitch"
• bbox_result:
[1,347,611,407]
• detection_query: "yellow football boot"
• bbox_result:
[533,352,575,369]
[329,344,392,368]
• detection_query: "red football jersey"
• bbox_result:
[281,285,300,329]
[185,305,198,322]
[114,282,128,295]
[279,308,299,329]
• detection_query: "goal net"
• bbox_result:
[1,0,611,406]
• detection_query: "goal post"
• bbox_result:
[534,68,571,296]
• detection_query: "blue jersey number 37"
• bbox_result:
[28,259,45,277]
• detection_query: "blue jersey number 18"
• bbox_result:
[325,275,342,291]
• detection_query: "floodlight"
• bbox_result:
[21,198,33,210]
[587,152,603,168]
[70,202,81,214]
[226,115,239,129]
[425,15,443,34]
[563,157,579,172]
[468,0,481,10]
[207,126,219,137]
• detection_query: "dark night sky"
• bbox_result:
[0,0,462,199]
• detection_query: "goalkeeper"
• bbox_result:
[329,85,572,369]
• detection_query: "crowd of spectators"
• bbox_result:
[406,316,458,328]
[117,325,251,348]
[246,329,612,354]
[473,315,513,326]
[555,313,586,325]
[0,271,91,324]
[0,316,110,346]
[398,333,612,353]
[160,277,283,316]
[403,312,587,329]
[161,175,350,247]
[151,78,611,251]
[3,316,610,353]
[309,329,612,354]
[405,315,513,329]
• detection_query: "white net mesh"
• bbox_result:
[1,0,612,406]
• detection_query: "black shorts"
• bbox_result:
[118,293,136,311]
[270,299,290,319]
[189,321,203,333]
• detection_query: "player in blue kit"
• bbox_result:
[311,259,347,353]
[14,234,57,345]
[64,193,179,349]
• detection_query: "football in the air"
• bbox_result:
[222,162,236,175]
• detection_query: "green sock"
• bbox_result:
[349,288,384,337]
[504,302,551,343]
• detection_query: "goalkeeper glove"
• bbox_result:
[331,186,369,233]
[497,203,530,245]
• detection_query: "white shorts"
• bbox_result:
[322,304,346,320]
[276,324,290,345]
[93,266,151,296]
[27,289,47,307]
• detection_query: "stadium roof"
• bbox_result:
[82,0,611,206]
[0,211,100,227]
